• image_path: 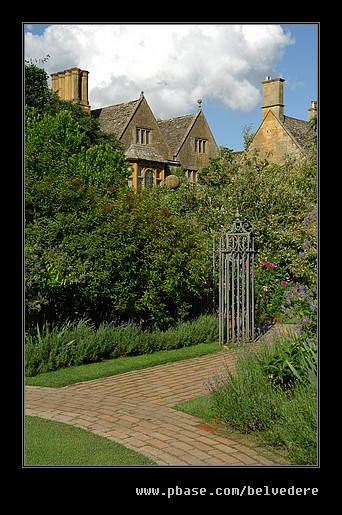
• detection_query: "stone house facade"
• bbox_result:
[51,69,317,178]
[51,67,219,188]
[245,77,317,165]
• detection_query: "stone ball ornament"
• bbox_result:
[165,174,180,189]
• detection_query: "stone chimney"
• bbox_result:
[51,67,90,112]
[308,100,317,121]
[261,77,285,121]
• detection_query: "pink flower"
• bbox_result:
[262,285,268,292]
[269,262,275,268]
[295,284,300,289]
[281,280,287,287]
[262,260,268,266]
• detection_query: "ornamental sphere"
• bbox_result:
[165,174,180,189]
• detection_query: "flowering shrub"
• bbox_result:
[282,282,317,339]
[282,225,317,340]
[254,258,291,322]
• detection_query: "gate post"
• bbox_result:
[213,209,255,346]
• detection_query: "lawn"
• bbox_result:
[25,415,157,466]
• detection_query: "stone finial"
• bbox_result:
[197,99,202,111]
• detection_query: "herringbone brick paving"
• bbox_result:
[25,343,291,466]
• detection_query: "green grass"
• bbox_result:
[26,341,220,387]
[174,395,214,422]
[25,415,157,466]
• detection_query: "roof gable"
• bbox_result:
[245,108,317,165]
[91,97,142,139]
[157,114,197,155]
[251,109,310,151]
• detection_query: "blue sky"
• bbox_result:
[203,23,319,150]
[24,23,319,151]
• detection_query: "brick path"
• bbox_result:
[25,347,290,466]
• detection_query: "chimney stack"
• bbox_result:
[261,77,285,121]
[51,67,90,112]
[308,100,317,121]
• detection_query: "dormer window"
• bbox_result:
[136,127,151,145]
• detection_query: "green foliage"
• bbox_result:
[254,258,291,321]
[173,152,317,327]
[25,63,122,150]
[205,336,317,464]
[242,124,255,150]
[26,179,210,329]
[261,382,317,465]
[25,63,57,113]
[205,356,281,433]
[263,336,317,391]
[25,314,219,377]
[283,282,317,339]
[198,146,237,188]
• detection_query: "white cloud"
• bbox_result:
[24,23,294,117]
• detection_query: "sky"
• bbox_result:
[24,23,319,151]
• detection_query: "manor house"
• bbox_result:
[51,67,219,188]
[51,68,317,180]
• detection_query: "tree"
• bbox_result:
[24,63,58,113]
[25,68,132,329]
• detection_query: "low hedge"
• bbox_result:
[25,314,219,377]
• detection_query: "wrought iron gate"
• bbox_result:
[213,209,255,345]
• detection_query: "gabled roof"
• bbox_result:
[91,98,141,139]
[282,115,312,149]
[157,114,197,155]
[250,109,313,154]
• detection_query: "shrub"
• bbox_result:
[263,336,317,392]
[261,382,317,465]
[254,257,291,322]
[205,335,318,464]
[25,182,210,331]
[25,314,219,376]
[282,282,317,339]
[205,345,282,432]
